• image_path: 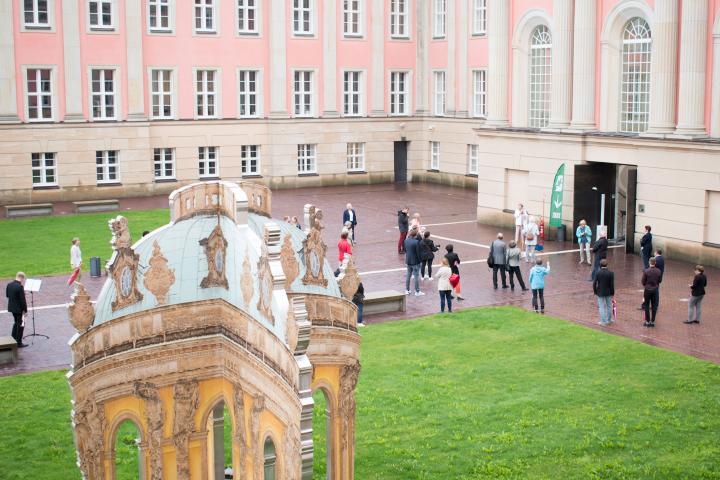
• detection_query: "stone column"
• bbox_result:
[322,0,338,117]
[547,0,573,129]
[370,0,385,116]
[456,0,469,117]
[486,0,510,127]
[62,0,84,121]
[711,32,720,138]
[125,0,145,120]
[269,0,287,117]
[446,0,456,115]
[415,0,430,115]
[0,0,19,122]
[646,0,678,135]
[675,0,708,137]
[569,0,596,130]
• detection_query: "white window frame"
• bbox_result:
[241,145,261,176]
[292,0,314,36]
[433,0,446,38]
[293,70,315,117]
[88,67,119,121]
[96,150,120,184]
[528,25,552,129]
[467,144,479,175]
[389,70,411,116]
[198,146,219,178]
[237,0,259,34]
[343,0,363,38]
[148,0,173,33]
[620,17,652,134]
[390,0,409,39]
[148,68,176,120]
[153,147,175,180]
[297,144,317,174]
[194,68,220,119]
[433,70,446,116]
[430,141,440,170]
[472,69,487,118]
[472,0,486,35]
[194,0,217,34]
[88,0,116,31]
[23,66,56,122]
[22,0,53,30]
[346,142,365,172]
[342,70,364,117]
[31,152,58,187]
[237,69,262,118]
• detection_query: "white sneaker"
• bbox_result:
[357,322,366,327]
[405,290,411,295]
[414,291,426,296]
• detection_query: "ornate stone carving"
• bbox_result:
[256,254,275,325]
[250,394,265,480]
[283,423,301,480]
[233,384,248,476]
[143,241,175,305]
[173,380,199,479]
[107,216,143,312]
[302,205,328,287]
[280,234,300,290]
[109,215,132,250]
[337,257,361,301]
[240,248,254,307]
[286,305,298,353]
[68,282,94,332]
[134,382,165,480]
[339,361,361,459]
[73,398,106,480]
[199,224,229,289]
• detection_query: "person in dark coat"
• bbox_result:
[404,228,424,296]
[397,207,409,254]
[5,272,28,347]
[419,230,439,280]
[593,259,615,326]
[590,231,609,281]
[342,203,357,241]
[641,257,662,327]
[352,282,365,327]
[444,244,464,301]
[640,249,666,310]
[640,225,653,269]
[489,233,508,289]
[685,265,707,324]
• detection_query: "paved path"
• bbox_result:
[1,183,717,376]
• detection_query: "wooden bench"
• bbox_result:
[5,203,53,218]
[0,336,18,365]
[73,199,119,214]
[363,289,407,316]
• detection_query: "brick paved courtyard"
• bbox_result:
[1,183,718,376]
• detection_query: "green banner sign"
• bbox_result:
[549,163,565,227]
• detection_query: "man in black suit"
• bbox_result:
[642,258,662,327]
[6,272,29,348]
[342,203,358,241]
[593,259,615,326]
[640,225,653,269]
[590,231,608,281]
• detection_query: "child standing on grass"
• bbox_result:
[529,258,550,314]
[434,257,453,313]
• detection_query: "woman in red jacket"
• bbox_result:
[338,231,353,265]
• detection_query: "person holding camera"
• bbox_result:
[576,220,592,265]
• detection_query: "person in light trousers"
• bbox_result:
[685,265,707,324]
[576,220,592,265]
[434,257,453,313]
[593,259,615,326]
[523,217,540,263]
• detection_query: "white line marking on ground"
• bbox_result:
[431,235,490,248]
[419,220,478,227]
[0,301,95,315]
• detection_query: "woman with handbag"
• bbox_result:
[434,257,454,313]
[523,217,540,263]
[444,244,464,301]
[420,231,440,280]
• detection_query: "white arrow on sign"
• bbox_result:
[554,199,562,208]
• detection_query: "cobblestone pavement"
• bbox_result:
[1,183,717,376]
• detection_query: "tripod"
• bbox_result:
[24,289,49,344]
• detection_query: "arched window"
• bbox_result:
[205,400,232,480]
[528,25,552,128]
[620,17,651,133]
[114,420,142,479]
[263,437,277,480]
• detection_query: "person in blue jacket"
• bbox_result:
[529,258,551,314]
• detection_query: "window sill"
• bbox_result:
[237,31,260,36]
[89,26,117,33]
[97,182,122,187]
[432,36,446,40]
[32,185,60,190]
[148,29,174,35]
[199,176,220,181]
[297,173,319,177]
[241,174,263,179]
[427,169,440,173]
[471,33,487,38]
[466,173,478,178]
[702,242,720,249]
[194,30,218,35]
[347,170,367,175]
[23,25,52,30]
[292,33,316,38]
[154,178,177,184]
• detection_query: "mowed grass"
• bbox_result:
[0,209,169,279]
[1,307,719,480]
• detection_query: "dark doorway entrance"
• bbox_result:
[393,141,408,183]
[624,167,638,253]
[573,163,617,240]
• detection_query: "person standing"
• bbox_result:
[420,231,439,280]
[490,233,508,289]
[342,203,357,241]
[529,259,551,314]
[685,265,707,324]
[397,207,409,254]
[434,257,453,313]
[5,272,28,348]
[513,203,528,244]
[641,257,662,327]
[444,244,464,300]
[352,281,365,327]
[640,225,653,269]
[590,231,609,281]
[593,259,615,326]
[404,229,424,296]
[506,241,528,291]
[70,237,82,283]
[523,217,540,263]
[576,220,592,265]
[292,216,302,230]
[337,231,353,265]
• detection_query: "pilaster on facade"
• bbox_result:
[322,0,338,118]
[569,0,596,131]
[712,31,720,138]
[486,0,510,127]
[446,0,456,116]
[62,0,84,122]
[269,0,288,118]
[0,0,19,123]
[645,0,679,136]
[415,0,430,116]
[370,0,386,117]
[456,0,469,118]
[546,0,573,130]
[126,0,146,121]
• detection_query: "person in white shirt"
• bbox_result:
[522,217,540,263]
[434,257,454,313]
[514,203,529,246]
[70,237,82,281]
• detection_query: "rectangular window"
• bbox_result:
[293,0,313,35]
[297,144,316,174]
[26,68,53,121]
[343,0,362,37]
[346,142,365,172]
[390,71,409,115]
[195,70,217,118]
[198,146,218,177]
[390,0,408,38]
[433,0,446,38]
[238,70,258,117]
[31,152,57,186]
[150,69,174,119]
[472,0,486,35]
[343,71,362,116]
[153,148,175,179]
[237,0,258,33]
[472,69,487,118]
[90,69,116,120]
[293,70,313,117]
[241,145,260,176]
[96,150,119,184]
[433,71,446,116]
[24,0,50,28]
[148,0,171,32]
[467,144,478,175]
[194,0,215,33]
[89,0,114,29]
[430,142,440,170]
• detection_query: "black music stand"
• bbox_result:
[23,278,48,343]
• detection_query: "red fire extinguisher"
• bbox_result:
[539,216,545,243]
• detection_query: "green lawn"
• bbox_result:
[0,209,169,279]
[1,307,719,479]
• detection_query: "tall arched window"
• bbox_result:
[620,17,651,133]
[528,25,552,128]
[263,437,277,480]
